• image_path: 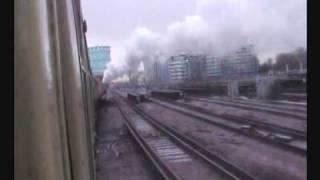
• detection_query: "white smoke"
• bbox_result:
[104,0,306,82]
[196,0,306,58]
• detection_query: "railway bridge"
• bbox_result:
[175,70,306,99]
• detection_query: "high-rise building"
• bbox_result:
[206,45,259,79]
[168,55,189,83]
[144,45,258,86]
[223,45,258,76]
[168,54,206,83]
[153,61,169,83]
[206,56,223,77]
[144,60,169,85]
[187,55,207,81]
[88,46,110,80]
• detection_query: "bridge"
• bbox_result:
[169,70,306,99]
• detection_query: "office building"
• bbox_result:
[206,45,259,79]
[88,46,111,80]
[153,61,169,83]
[168,54,206,83]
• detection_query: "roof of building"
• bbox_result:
[88,46,110,51]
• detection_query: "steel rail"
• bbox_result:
[132,106,257,180]
[115,100,182,180]
[158,98,306,139]
[206,97,306,114]
[187,96,306,120]
[115,94,257,180]
[149,98,306,156]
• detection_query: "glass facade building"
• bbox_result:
[206,45,259,78]
[168,55,189,83]
[153,61,169,83]
[168,54,206,83]
[144,45,258,85]
[206,56,223,77]
[88,46,110,76]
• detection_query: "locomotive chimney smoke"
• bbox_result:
[103,0,306,82]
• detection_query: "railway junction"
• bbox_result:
[94,88,306,180]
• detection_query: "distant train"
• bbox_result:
[150,90,183,100]
[15,0,101,180]
[127,92,149,103]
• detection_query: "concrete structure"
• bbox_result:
[88,46,110,79]
[228,81,239,99]
[256,76,278,99]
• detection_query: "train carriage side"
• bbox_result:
[15,0,99,180]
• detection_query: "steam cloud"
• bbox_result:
[104,0,306,82]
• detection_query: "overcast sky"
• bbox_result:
[82,0,198,66]
[81,0,306,78]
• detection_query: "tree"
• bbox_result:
[274,53,299,71]
[259,58,273,74]
[273,47,306,71]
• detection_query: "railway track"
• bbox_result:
[159,98,305,139]
[238,98,307,108]
[148,97,306,156]
[186,96,306,120]
[115,96,257,180]
[206,97,306,114]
